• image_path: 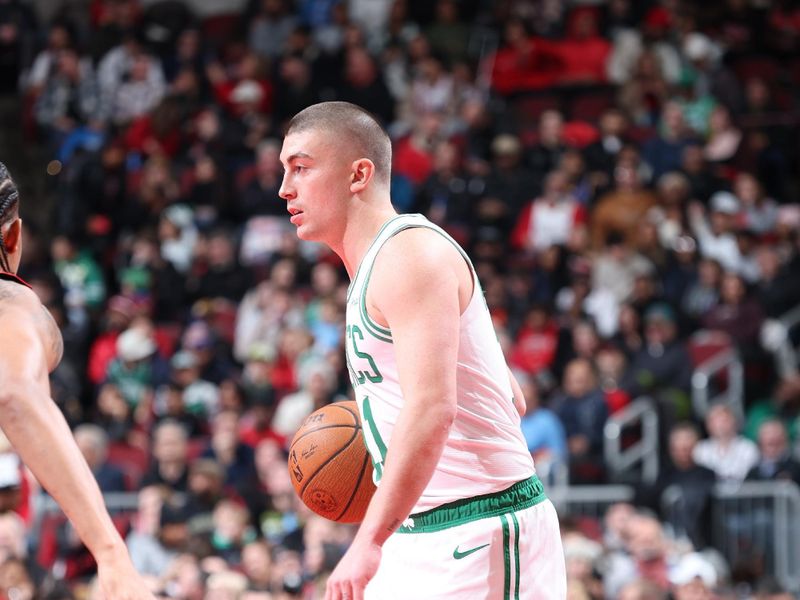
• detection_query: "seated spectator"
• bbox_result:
[73,424,127,492]
[207,500,258,566]
[604,513,674,599]
[552,358,608,483]
[596,345,631,414]
[584,108,629,181]
[105,324,170,408]
[688,192,743,273]
[511,170,587,254]
[248,0,297,60]
[642,101,697,180]
[526,109,567,180]
[591,151,658,250]
[592,231,654,306]
[621,303,692,419]
[168,350,220,419]
[488,18,562,96]
[241,540,273,593]
[755,245,800,318]
[109,52,166,127]
[34,48,104,157]
[702,271,764,349]
[25,21,79,94]
[510,304,559,378]
[681,258,721,325]
[126,485,174,578]
[517,373,567,472]
[704,105,742,167]
[413,139,475,231]
[236,139,287,220]
[653,422,715,549]
[746,419,800,485]
[202,410,257,491]
[557,6,611,85]
[273,359,341,440]
[735,172,778,236]
[693,403,759,482]
[668,552,720,600]
[141,420,190,492]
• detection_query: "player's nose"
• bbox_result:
[279,174,295,201]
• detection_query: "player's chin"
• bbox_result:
[294,223,318,242]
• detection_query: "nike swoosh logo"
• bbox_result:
[453,543,490,560]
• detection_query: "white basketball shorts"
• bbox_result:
[365,476,566,599]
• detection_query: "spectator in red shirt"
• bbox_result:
[557,7,611,85]
[512,170,588,253]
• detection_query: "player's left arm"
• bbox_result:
[324,230,461,600]
[360,229,461,541]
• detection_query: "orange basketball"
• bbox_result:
[287,401,376,523]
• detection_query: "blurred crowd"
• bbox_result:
[0,0,800,598]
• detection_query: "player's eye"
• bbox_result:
[294,165,306,173]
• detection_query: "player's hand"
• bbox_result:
[96,554,157,600]
[324,538,382,600]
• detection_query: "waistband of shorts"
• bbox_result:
[396,475,547,534]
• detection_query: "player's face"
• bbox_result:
[279,129,352,244]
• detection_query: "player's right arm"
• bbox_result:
[0,290,155,600]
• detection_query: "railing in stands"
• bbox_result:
[691,343,744,421]
[603,397,659,484]
[548,484,635,520]
[662,480,800,594]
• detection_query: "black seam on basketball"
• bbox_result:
[291,423,361,445]
[333,440,370,521]
[298,426,360,497]
[331,402,360,421]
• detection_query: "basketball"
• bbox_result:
[287,401,376,523]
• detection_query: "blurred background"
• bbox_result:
[0,0,799,598]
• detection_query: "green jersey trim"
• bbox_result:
[346,214,405,303]
[396,475,546,534]
[355,220,477,344]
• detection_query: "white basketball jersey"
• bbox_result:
[345,214,535,513]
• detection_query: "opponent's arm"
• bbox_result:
[325,231,460,600]
[0,299,154,598]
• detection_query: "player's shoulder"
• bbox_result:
[0,279,40,321]
[377,226,462,272]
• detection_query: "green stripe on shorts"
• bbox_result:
[501,514,511,600]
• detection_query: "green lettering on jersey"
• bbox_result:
[348,324,383,384]
[360,395,387,481]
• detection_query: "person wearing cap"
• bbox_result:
[688,192,743,273]
[104,323,169,407]
[668,552,718,600]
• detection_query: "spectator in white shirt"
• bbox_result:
[693,403,759,482]
[688,191,742,273]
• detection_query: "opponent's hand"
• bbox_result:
[324,538,382,600]
[97,554,157,600]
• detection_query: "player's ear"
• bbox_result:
[3,218,21,255]
[350,158,375,194]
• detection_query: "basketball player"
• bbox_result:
[0,164,155,599]
[279,103,566,600]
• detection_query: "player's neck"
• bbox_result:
[338,203,397,280]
